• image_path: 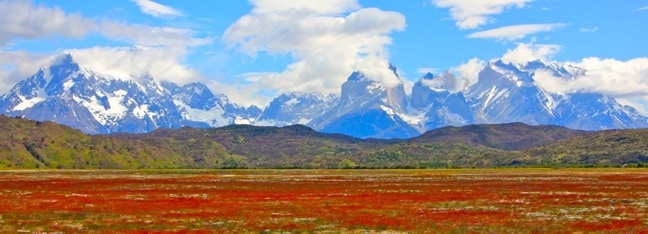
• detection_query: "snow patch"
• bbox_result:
[13,96,45,111]
[398,111,427,128]
[297,118,311,125]
[174,100,228,127]
[75,91,129,125]
[234,116,255,125]
[132,104,148,119]
[284,98,300,106]
[380,105,397,121]
[80,66,132,81]
[63,80,75,91]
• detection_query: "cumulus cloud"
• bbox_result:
[0,0,95,46]
[0,1,211,93]
[0,1,209,47]
[0,50,54,93]
[223,0,406,99]
[65,46,201,85]
[525,53,648,113]
[0,47,204,93]
[432,0,532,29]
[491,43,648,111]
[251,0,360,15]
[209,76,273,108]
[501,43,561,65]
[450,58,485,90]
[537,57,648,97]
[468,23,565,41]
[131,0,184,18]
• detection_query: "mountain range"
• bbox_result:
[1,54,647,138]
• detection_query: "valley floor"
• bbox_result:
[1,169,648,233]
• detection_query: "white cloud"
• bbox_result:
[495,43,648,112]
[567,57,648,97]
[98,21,213,47]
[0,1,95,46]
[131,0,183,18]
[617,98,648,115]
[1,46,203,94]
[0,50,54,93]
[417,67,439,74]
[251,0,360,15]
[432,0,533,29]
[0,1,209,48]
[0,1,212,94]
[501,43,561,65]
[223,0,406,101]
[636,6,648,11]
[534,57,648,111]
[66,46,202,85]
[579,27,598,33]
[209,80,271,108]
[450,58,485,90]
[468,23,565,41]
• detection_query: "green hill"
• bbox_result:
[526,129,648,166]
[0,115,235,169]
[0,115,646,169]
[410,122,586,150]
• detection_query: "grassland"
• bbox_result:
[1,169,647,233]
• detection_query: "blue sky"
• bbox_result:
[1,0,647,110]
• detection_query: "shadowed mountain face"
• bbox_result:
[1,54,647,139]
[1,115,646,169]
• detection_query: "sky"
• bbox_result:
[1,0,647,111]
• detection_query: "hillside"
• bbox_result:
[115,124,383,168]
[410,122,586,150]
[0,115,235,169]
[526,129,648,166]
[0,115,646,169]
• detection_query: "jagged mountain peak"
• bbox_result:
[0,53,261,134]
[52,53,77,69]
[523,59,586,81]
[257,91,339,126]
[418,71,458,92]
[1,57,647,139]
[422,72,434,80]
[389,63,399,78]
[345,63,404,92]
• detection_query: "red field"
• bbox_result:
[1,169,648,233]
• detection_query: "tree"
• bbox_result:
[338,158,357,169]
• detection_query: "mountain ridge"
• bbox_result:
[1,115,646,169]
[1,53,647,138]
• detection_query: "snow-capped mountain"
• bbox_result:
[309,66,420,139]
[466,60,556,125]
[1,54,646,139]
[410,72,473,131]
[257,92,338,126]
[164,81,261,127]
[465,59,648,130]
[0,54,259,134]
